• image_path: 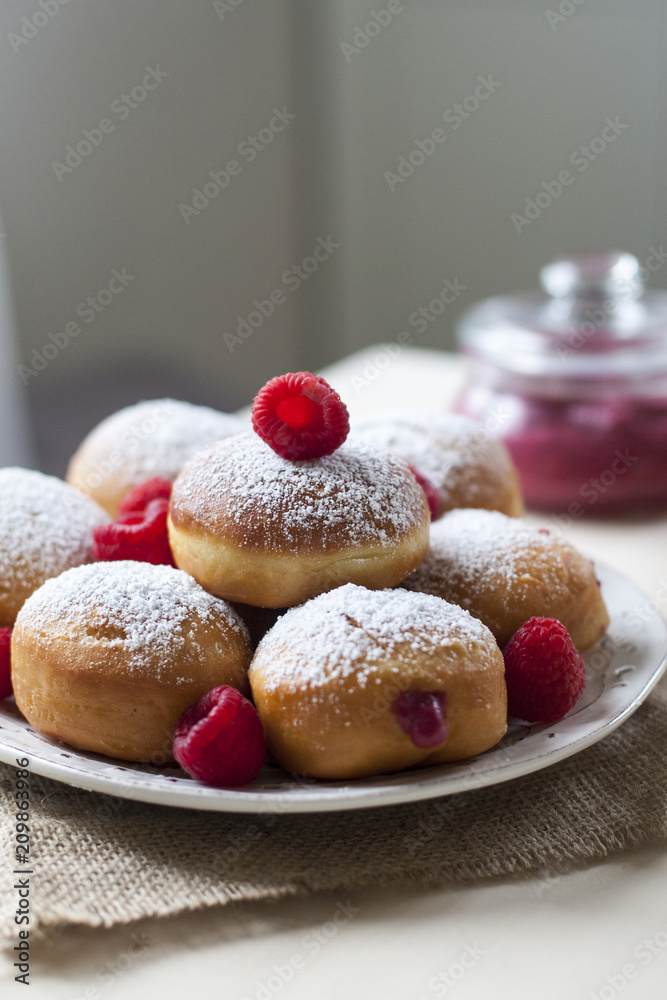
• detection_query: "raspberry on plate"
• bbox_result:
[118,477,173,516]
[251,372,350,460]
[173,685,265,787]
[93,498,175,566]
[0,627,12,700]
[503,616,586,723]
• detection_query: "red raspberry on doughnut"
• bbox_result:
[251,372,350,460]
[503,616,586,723]
[93,498,175,566]
[0,627,12,700]
[173,685,265,786]
[118,477,173,516]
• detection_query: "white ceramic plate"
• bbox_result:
[0,563,665,813]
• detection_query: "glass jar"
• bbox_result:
[455,252,667,513]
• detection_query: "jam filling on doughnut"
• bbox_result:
[406,464,440,521]
[392,691,448,749]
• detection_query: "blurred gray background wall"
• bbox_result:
[0,0,665,473]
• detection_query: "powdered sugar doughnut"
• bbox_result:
[11,561,251,762]
[0,467,109,627]
[67,398,246,517]
[351,410,523,518]
[249,584,507,779]
[404,509,609,650]
[168,433,430,607]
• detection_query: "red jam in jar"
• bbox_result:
[455,252,667,513]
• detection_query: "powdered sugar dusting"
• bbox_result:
[174,433,426,550]
[70,398,246,487]
[351,410,511,508]
[251,583,494,692]
[405,508,567,593]
[16,561,248,679]
[0,468,109,613]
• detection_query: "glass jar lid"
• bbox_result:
[457,252,667,378]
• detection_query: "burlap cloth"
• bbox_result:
[2,683,667,942]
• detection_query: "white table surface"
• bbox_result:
[3,346,667,999]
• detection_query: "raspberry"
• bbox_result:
[173,685,266,787]
[393,690,448,749]
[251,372,350,460]
[0,628,12,700]
[406,464,440,520]
[93,498,175,566]
[118,477,173,516]
[503,617,586,723]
